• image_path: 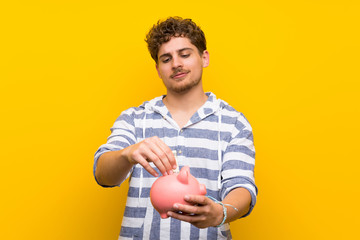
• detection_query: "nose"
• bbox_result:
[171,56,183,69]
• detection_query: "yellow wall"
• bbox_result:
[1,1,359,239]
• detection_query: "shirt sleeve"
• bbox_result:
[93,108,137,187]
[219,113,257,217]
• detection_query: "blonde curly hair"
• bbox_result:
[145,16,207,63]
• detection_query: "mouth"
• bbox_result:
[171,70,190,79]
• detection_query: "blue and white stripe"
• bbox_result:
[94,92,257,240]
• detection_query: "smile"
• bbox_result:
[171,71,190,79]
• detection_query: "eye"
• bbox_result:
[162,57,171,63]
[181,54,190,58]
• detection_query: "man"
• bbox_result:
[94,17,257,239]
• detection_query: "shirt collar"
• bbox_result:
[143,92,221,127]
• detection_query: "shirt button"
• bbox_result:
[178,150,182,154]
[180,129,184,133]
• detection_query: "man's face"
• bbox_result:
[156,37,209,94]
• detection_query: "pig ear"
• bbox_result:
[177,166,189,184]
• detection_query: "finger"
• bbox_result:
[134,153,159,177]
[149,137,174,174]
[148,136,176,174]
[141,145,168,176]
[173,203,201,215]
[183,195,209,205]
[167,210,203,223]
[152,137,177,173]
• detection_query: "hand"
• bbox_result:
[166,195,224,228]
[122,136,177,177]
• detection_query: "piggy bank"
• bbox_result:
[150,166,207,218]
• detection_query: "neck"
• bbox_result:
[163,86,207,113]
[163,85,208,128]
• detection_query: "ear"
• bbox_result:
[156,64,162,79]
[177,166,189,184]
[202,50,210,68]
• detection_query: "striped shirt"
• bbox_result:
[94,92,257,240]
